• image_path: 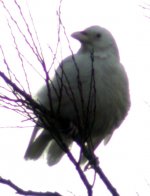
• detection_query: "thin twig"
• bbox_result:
[14,0,43,60]
[0,0,42,63]
[7,19,31,95]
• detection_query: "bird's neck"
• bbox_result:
[78,44,120,61]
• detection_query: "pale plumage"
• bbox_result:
[25,26,130,166]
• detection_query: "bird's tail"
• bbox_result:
[24,126,73,166]
[24,129,52,160]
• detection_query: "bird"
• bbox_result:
[24,25,130,166]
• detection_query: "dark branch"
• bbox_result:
[0,176,62,196]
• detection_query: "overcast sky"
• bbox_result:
[0,0,150,195]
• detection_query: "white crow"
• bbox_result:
[24,25,130,166]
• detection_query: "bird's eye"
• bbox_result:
[96,33,101,38]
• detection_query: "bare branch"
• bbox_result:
[6,18,31,95]
[0,176,62,196]
[0,0,43,63]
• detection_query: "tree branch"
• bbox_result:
[0,176,62,196]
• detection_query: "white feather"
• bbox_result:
[25,26,130,165]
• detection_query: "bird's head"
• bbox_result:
[71,25,119,57]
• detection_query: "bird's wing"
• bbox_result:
[26,121,41,147]
[103,133,113,145]
[24,129,52,160]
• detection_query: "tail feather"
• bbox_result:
[24,130,52,160]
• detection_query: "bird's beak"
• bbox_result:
[71,31,88,42]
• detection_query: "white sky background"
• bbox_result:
[0,0,150,195]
